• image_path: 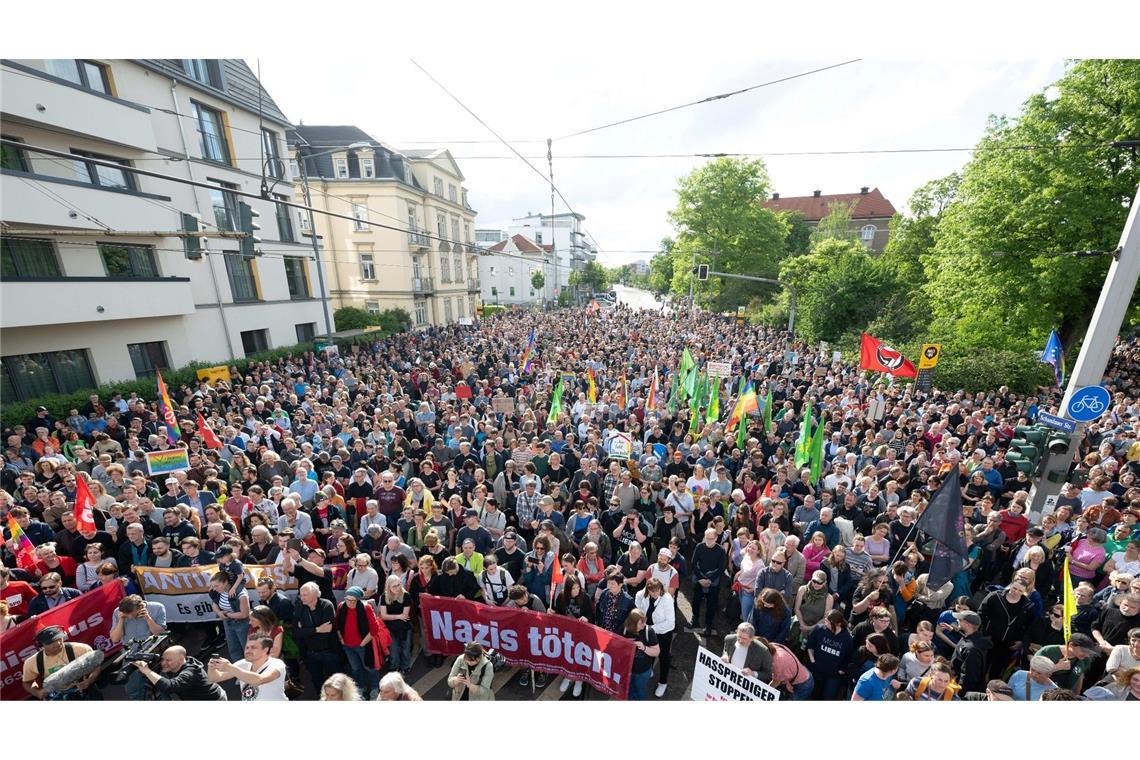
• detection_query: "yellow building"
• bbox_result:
[289,126,479,328]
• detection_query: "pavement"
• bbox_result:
[611,283,664,312]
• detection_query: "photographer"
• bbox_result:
[110,594,167,700]
[131,645,226,701]
[447,641,495,701]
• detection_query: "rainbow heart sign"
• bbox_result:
[145,448,191,476]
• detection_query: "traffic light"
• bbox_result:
[1044,434,1073,483]
[1006,425,1047,475]
[696,263,709,281]
[238,202,262,257]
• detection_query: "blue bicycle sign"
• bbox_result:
[1066,385,1111,423]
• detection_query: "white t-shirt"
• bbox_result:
[730,643,749,670]
[233,657,288,701]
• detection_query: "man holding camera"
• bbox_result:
[110,594,168,700]
[22,625,99,701]
[130,645,226,700]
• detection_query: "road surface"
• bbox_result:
[612,283,664,311]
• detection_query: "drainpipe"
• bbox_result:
[170,78,237,361]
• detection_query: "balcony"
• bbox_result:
[2,276,195,328]
[467,277,479,291]
[409,231,430,250]
[1,171,173,232]
[412,276,434,294]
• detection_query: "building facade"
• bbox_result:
[762,187,898,253]
[479,233,551,306]
[1,58,327,402]
[290,128,478,329]
[507,211,597,296]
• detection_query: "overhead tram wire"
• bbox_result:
[555,60,862,141]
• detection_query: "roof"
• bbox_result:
[289,125,376,146]
[488,234,546,254]
[762,188,897,221]
[134,60,292,126]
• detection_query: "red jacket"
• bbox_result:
[998,510,1028,545]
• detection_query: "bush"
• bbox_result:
[333,306,411,333]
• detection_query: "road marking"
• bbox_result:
[491,666,519,691]
[538,677,569,700]
[410,660,451,696]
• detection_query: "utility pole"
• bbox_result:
[689,248,698,313]
[1028,184,1140,519]
[548,138,556,307]
[297,155,334,337]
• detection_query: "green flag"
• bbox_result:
[679,347,696,376]
[762,389,773,434]
[794,402,813,468]
[809,410,826,483]
[706,374,720,423]
[546,377,564,425]
[680,348,697,400]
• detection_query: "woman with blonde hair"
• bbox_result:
[320,673,361,701]
[404,477,435,512]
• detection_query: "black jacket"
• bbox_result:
[436,567,480,600]
[950,631,992,693]
[153,657,227,700]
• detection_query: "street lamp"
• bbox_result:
[293,140,372,337]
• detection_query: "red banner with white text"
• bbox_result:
[419,594,636,699]
[0,581,125,701]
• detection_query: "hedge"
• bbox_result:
[1,332,385,429]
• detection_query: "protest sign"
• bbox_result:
[706,361,732,378]
[1,581,124,701]
[492,396,515,414]
[608,431,633,460]
[195,365,230,385]
[689,646,781,701]
[419,595,635,699]
[134,562,349,623]
[144,448,190,476]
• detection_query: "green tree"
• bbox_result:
[780,238,892,343]
[569,260,609,293]
[925,59,1140,354]
[333,306,375,331]
[377,308,411,333]
[530,270,545,293]
[810,201,859,245]
[667,157,789,311]
[780,211,812,256]
[648,238,676,295]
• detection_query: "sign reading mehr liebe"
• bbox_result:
[144,448,190,476]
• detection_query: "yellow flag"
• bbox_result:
[1062,556,1076,642]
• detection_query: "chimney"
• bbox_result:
[860,186,870,194]
[771,192,780,200]
[812,190,821,197]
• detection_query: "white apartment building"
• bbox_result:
[630,260,650,276]
[508,211,597,296]
[479,233,551,306]
[1,59,327,402]
[290,128,479,329]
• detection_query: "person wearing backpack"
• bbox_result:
[447,641,495,700]
[22,625,99,700]
[478,554,514,606]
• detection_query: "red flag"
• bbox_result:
[197,413,224,450]
[859,332,917,377]
[762,479,774,499]
[73,475,97,533]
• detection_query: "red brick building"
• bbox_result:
[763,187,897,253]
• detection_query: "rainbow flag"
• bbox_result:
[156,370,182,444]
[727,381,758,433]
[520,329,536,374]
[7,515,37,570]
[646,367,659,411]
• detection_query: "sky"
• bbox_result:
[258,57,1066,266]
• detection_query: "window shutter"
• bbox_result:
[182,213,204,259]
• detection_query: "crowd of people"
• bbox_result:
[3,302,1139,702]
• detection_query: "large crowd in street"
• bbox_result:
[3,301,1139,702]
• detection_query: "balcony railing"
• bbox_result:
[467,277,479,290]
[409,231,430,249]
[412,276,435,294]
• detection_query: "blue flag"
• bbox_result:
[1041,329,1065,387]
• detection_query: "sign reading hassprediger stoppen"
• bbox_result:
[690,646,780,701]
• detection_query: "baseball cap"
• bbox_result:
[35,626,65,646]
[657,548,673,560]
[954,611,982,627]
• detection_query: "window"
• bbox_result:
[99,243,158,278]
[45,60,110,94]
[289,159,300,180]
[440,255,450,283]
[414,300,427,326]
[2,238,61,278]
[491,286,498,297]
[365,301,380,315]
[2,349,95,401]
[861,224,877,242]
[127,342,169,378]
[283,257,309,299]
[508,267,514,276]
[274,194,293,242]
[451,218,460,242]
[535,232,543,245]
[489,266,496,277]
[298,209,311,233]
[453,255,462,280]
[70,150,134,190]
[182,59,222,89]
[334,158,348,179]
[510,286,516,297]
[224,253,258,302]
[412,255,423,280]
[262,129,282,179]
[239,329,269,357]
[361,158,375,178]
[464,223,471,244]
[360,252,376,280]
[461,189,468,207]
[1,136,28,171]
[448,184,457,202]
[433,177,444,196]
[295,323,316,343]
[444,298,452,324]
[191,101,231,163]
[208,181,239,231]
[352,203,369,231]
[436,213,446,238]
